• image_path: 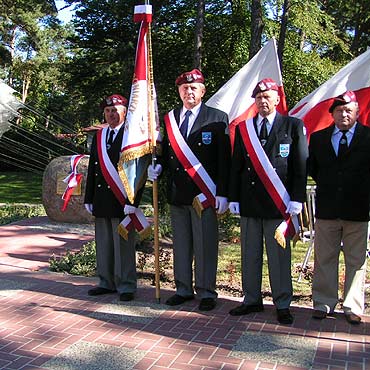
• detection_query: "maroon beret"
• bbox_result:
[100,94,128,109]
[329,91,357,113]
[175,69,205,86]
[252,78,279,98]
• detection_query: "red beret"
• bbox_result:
[101,94,128,109]
[252,78,279,98]
[329,91,357,113]
[175,69,205,86]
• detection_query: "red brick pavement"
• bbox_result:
[0,217,369,370]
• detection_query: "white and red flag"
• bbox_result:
[290,48,370,138]
[207,38,287,145]
[118,4,160,203]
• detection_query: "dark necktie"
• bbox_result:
[259,118,268,146]
[338,130,348,158]
[107,129,114,149]
[180,110,192,139]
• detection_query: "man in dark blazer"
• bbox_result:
[148,69,231,311]
[228,78,308,324]
[84,94,141,302]
[308,91,370,325]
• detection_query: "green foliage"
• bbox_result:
[282,46,341,108]
[322,0,370,55]
[49,240,97,276]
[218,212,240,242]
[0,203,45,225]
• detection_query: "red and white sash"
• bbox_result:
[164,110,216,215]
[61,154,87,211]
[239,118,299,237]
[96,128,150,239]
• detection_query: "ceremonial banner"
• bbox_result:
[207,38,287,145]
[118,4,160,203]
[290,48,370,138]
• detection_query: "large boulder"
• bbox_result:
[42,155,93,223]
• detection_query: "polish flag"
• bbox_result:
[290,48,370,139]
[207,38,287,145]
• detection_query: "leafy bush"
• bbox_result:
[49,241,97,276]
[0,204,46,225]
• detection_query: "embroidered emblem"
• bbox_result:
[279,144,290,157]
[202,132,212,145]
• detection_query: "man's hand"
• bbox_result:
[124,205,136,215]
[215,196,228,214]
[147,164,162,181]
[84,204,93,214]
[286,201,302,216]
[229,202,240,215]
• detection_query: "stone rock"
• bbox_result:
[42,155,94,223]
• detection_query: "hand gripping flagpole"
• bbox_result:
[145,1,161,303]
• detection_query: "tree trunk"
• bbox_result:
[249,0,263,59]
[194,0,205,69]
[278,0,290,69]
[8,27,16,86]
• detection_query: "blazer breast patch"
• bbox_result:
[202,132,212,145]
[279,143,290,157]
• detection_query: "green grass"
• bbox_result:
[0,171,43,203]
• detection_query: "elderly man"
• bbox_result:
[309,91,370,324]
[228,78,308,324]
[84,94,142,302]
[148,69,231,311]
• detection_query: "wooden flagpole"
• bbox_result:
[145,0,161,303]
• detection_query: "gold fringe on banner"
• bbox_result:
[138,226,152,241]
[274,228,286,249]
[120,145,151,162]
[117,165,134,204]
[117,224,129,241]
[192,197,204,218]
[117,223,152,241]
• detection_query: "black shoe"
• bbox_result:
[277,308,293,324]
[88,287,117,296]
[312,310,327,320]
[119,292,134,302]
[199,298,216,311]
[344,312,361,325]
[229,304,264,316]
[165,294,194,306]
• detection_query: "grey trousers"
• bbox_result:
[240,217,293,309]
[312,218,368,315]
[95,217,137,294]
[170,205,219,299]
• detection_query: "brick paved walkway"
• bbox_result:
[0,217,369,370]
